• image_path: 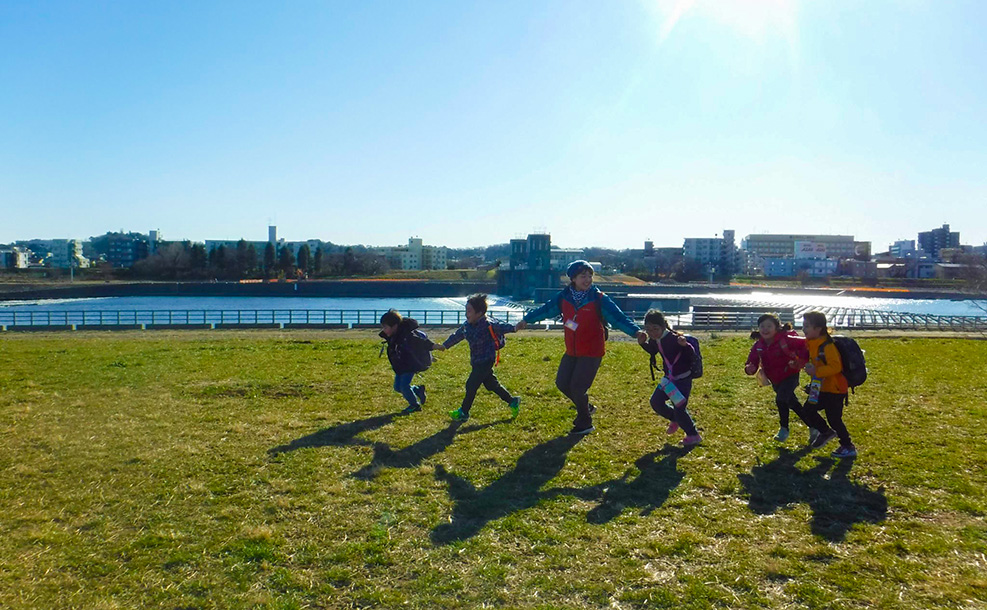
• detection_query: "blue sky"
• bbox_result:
[1,0,984,250]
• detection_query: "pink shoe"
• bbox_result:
[666,422,680,435]
[681,434,702,446]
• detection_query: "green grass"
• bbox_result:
[1,330,985,609]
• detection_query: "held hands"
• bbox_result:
[434,344,446,352]
[744,363,757,375]
[636,330,648,345]
[515,320,527,332]
[803,362,816,376]
[676,335,688,347]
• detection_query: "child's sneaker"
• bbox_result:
[400,404,422,415]
[413,384,427,406]
[810,429,837,449]
[831,444,857,459]
[448,408,469,422]
[588,405,597,415]
[808,428,820,444]
[508,396,521,418]
[774,427,790,442]
[569,424,594,436]
[666,421,680,435]
[681,434,702,446]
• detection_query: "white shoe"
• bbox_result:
[773,427,790,442]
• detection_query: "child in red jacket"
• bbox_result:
[744,313,817,443]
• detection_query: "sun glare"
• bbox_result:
[651,0,799,44]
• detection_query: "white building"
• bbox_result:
[48,239,90,269]
[550,247,585,271]
[374,238,448,271]
[0,247,30,268]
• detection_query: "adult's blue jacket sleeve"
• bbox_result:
[599,293,641,338]
[522,292,563,324]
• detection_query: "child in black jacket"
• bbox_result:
[380,309,435,415]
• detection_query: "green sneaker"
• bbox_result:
[449,408,470,422]
[508,396,521,418]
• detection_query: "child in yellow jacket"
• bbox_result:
[800,311,856,458]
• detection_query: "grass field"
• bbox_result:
[1,330,985,609]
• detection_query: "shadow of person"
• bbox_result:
[738,448,887,543]
[430,434,583,545]
[583,445,695,524]
[805,456,887,541]
[268,412,400,456]
[352,419,509,480]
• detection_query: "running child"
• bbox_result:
[743,313,816,443]
[379,309,435,415]
[436,294,521,421]
[638,310,702,446]
[515,260,646,436]
[799,311,857,458]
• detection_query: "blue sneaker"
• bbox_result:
[831,444,857,459]
[449,408,470,422]
[508,396,521,418]
[400,404,421,415]
[413,384,427,406]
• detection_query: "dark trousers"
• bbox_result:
[556,355,602,428]
[801,392,852,446]
[772,373,804,429]
[650,377,699,437]
[461,360,513,414]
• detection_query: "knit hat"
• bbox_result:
[566,260,593,279]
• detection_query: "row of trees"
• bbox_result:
[129,240,389,281]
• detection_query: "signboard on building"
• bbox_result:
[795,241,827,259]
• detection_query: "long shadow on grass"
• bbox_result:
[545,445,695,524]
[738,447,887,542]
[352,419,511,480]
[431,434,584,545]
[268,412,401,455]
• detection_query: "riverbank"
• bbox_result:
[1,278,982,302]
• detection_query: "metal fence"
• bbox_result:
[1,308,985,332]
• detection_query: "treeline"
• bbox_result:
[129,241,389,280]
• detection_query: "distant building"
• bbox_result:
[762,257,839,278]
[550,247,585,271]
[917,224,960,260]
[0,247,29,269]
[106,234,150,268]
[889,240,918,258]
[683,229,739,276]
[374,237,448,271]
[498,232,561,299]
[48,239,90,269]
[743,233,857,260]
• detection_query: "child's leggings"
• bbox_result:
[801,392,852,446]
[555,355,601,428]
[393,372,421,408]
[772,373,804,429]
[462,360,513,414]
[650,377,699,437]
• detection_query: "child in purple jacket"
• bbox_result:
[638,310,701,446]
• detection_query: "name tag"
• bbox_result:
[564,319,579,331]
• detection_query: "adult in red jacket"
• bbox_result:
[517,260,646,436]
[744,314,816,443]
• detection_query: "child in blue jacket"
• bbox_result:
[436,294,520,421]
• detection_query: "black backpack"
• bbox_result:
[404,329,434,372]
[649,334,703,381]
[818,336,867,390]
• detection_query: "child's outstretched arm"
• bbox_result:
[744,343,760,375]
[441,326,466,351]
